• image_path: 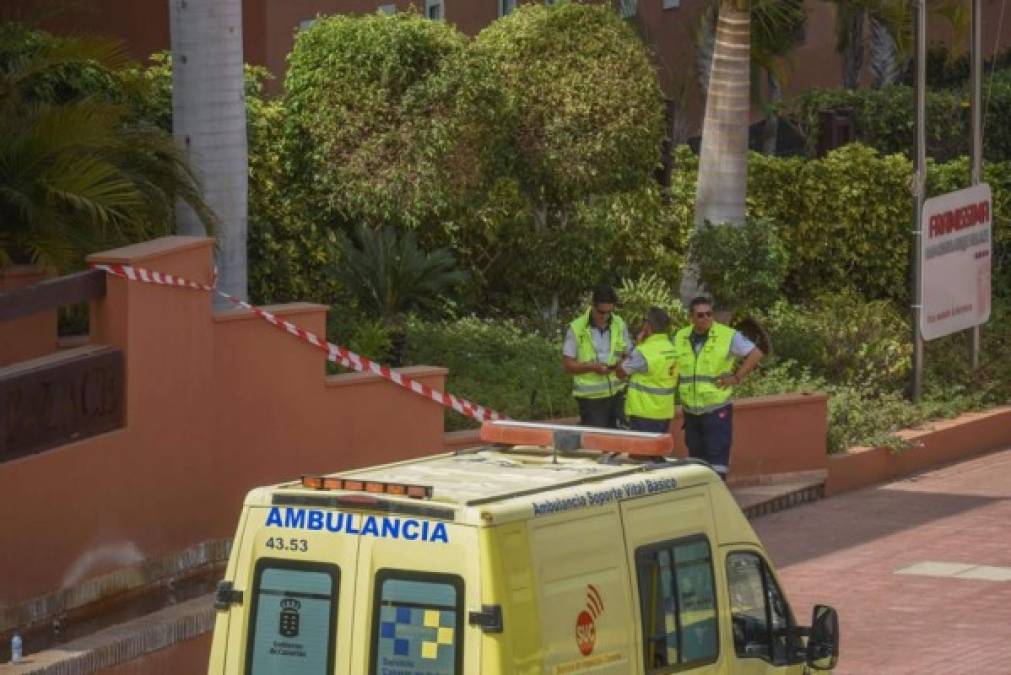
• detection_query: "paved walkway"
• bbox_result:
[754,447,1011,675]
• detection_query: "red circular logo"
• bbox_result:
[575,610,596,656]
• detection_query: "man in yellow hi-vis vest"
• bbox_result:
[673,297,764,480]
[618,307,677,433]
[562,284,631,428]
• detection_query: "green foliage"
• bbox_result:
[748,144,913,303]
[690,217,789,312]
[0,26,213,269]
[285,12,494,231]
[403,317,575,431]
[335,224,466,325]
[474,2,664,210]
[614,273,688,336]
[760,290,912,395]
[115,51,339,305]
[779,76,1011,162]
[902,45,1011,91]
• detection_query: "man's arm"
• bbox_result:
[564,355,610,375]
[562,327,609,375]
[716,331,764,388]
[616,349,648,381]
[717,346,764,388]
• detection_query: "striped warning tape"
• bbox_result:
[91,263,508,422]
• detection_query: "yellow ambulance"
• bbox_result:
[208,421,839,674]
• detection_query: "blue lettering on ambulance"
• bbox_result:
[263,507,449,543]
[284,508,306,529]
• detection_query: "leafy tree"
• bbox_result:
[284,12,499,234]
[473,2,663,226]
[0,25,213,269]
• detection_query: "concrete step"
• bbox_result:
[732,479,826,520]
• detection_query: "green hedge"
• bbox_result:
[403,317,575,431]
[699,144,1011,305]
[779,72,1011,162]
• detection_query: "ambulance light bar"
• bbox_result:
[300,475,433,499]
[480,420,673,457]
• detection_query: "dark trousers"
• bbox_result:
[683,404,733,480]
[628,416,672,433]
[576,392,626,429]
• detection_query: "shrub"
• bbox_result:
[760,290,912,395]
[689,217,789,313]
[748,145,912,302]
[403,317,575,430]
[614,273,688,336]
[284,12,486,231]
[778,75,1011,163]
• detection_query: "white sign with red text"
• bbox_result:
[920,183,992,341]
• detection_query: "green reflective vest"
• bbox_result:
[570,311,628,399]
[673,322,736,415]
[625,333,678,420]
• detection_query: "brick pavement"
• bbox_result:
[754,447,1011,675]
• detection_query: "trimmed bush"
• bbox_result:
[779,74,1011,163]
[403,317,575,430]
[689,217,789,313]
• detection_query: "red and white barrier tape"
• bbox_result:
[91,263,507,422]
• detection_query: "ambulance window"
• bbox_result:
[245,560,339,675]
[726,552,795,665]
[370,570,464,675]
[635,536,718,672]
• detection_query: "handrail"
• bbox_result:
[0,269,106,322]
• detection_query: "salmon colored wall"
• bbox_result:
[444,392,829,482]
[0,237,447,607]
[672,392,830,481]
[826,406,1011,495]
[0,266,57,367]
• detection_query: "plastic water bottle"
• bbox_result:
[10,631,22,664]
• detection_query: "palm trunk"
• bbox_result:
[840,5,865,89]
[762,71,782,155]
[868,15,901,87]
[170,0,249,302]
[682,0,750,304]
[695,3,718,102]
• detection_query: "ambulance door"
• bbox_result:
[722,547,806,675]
[529,506,638,674]
[217,504,360,675]
[618,486,723,674]
[347,508,480,675]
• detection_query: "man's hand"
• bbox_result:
[592,363,611,376]
[716,374,738,388]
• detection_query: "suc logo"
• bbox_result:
[575,584,604,656]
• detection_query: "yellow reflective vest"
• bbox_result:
[673,322,736,415]
[569,311,628,399]
[625,333,678,420]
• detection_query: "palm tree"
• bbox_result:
[682,0,802,302]
[169,0,248,302]
[0,28,213,269]
[830,0,911,89]
[336,224,465,365]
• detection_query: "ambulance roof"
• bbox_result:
[262,446,719,525]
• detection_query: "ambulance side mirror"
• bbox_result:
[806,605,839,670]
